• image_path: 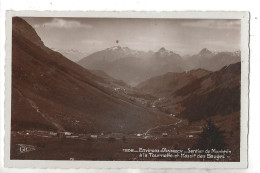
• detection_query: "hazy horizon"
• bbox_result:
[23,17,241,56]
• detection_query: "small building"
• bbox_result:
[136,134,142,137]
[57,132,72,138]
[144,136,152,139]
[64,132,72,136]
[162,133,168,137]
[90,135,98,139]
[187,135,194,138]
[114,88,121,91]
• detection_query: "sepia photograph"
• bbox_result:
[4,11,249,168]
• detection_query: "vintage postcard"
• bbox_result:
[4,11,249,168]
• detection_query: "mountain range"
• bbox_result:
[185,48,241,71]
[78,46,186,86]
[78,46,240,86]
[11,17,176,134]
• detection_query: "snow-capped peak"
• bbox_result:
[107,46,122,51]
[106,46,132,52]
[156,47,176,56]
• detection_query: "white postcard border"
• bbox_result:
[4,10,249,169]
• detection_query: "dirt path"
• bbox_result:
[144,119,182,135]
[14,87,65,131]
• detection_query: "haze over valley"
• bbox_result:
[78,46,240,86]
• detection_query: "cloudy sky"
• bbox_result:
[23,17,240,55]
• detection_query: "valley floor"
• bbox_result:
[10,113,240,162]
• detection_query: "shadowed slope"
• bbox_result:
[11,17,176,134]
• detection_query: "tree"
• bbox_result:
[196,119,226,150]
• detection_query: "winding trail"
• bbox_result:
[14,87,65,131]
[144,119,182,135]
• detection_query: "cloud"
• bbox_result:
[33,18,93,29]
[180,20,240,30]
